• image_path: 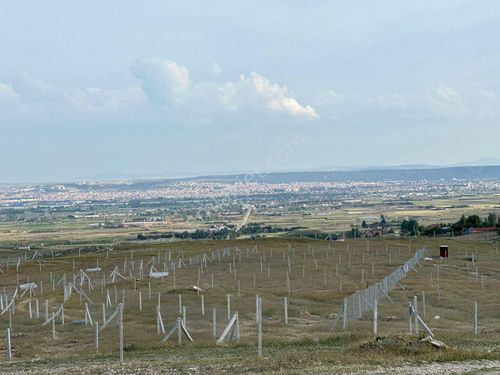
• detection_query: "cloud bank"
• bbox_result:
[1,58,498,130]
[130,58,318,118]
[0,59,318,125]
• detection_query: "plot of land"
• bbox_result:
[1,238,500,372]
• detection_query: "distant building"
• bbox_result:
[15,243,31,251]
[465,227,497,234]
[98,220,125,229]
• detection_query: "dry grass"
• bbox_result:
[1,237,500,366]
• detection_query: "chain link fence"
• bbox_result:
[1,239,500,363]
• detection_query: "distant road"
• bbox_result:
[237,205,254,230]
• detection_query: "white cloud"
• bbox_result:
[240,73,318,118]
[131,58,192,106]
[0,61,318,125]
[7,59,498,127]
[131,58,318,119]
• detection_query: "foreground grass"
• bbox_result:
[4,334,500,374]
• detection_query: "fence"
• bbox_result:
[1,239,500,364]
[336,246,428,330]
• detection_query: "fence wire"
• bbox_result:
[1,240,500,363]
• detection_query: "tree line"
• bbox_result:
[403,212,499,237]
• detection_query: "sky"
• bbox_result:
[1,1,500,183]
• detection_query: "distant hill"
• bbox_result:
[191,165,500,184]
[44,165,500,191]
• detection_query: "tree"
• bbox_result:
[487,212,498,227]
[465,215,481,227]
[457,214,466,227]
[408,219,419,235]
[350,227,362,238]
[401,218,419,236]
[380,215,387,228]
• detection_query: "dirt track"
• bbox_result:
[4,359,500,375]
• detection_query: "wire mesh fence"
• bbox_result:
[1,239,500,363]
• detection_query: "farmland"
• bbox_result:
[1,177,500,250]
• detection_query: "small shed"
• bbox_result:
[440,245,449,258]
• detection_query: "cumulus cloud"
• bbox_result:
[0,59,318,125]
[131,58,318,119]
[11,58,499,127]
[131,58,192,105]
[240,73,318,117]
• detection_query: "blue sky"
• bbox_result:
[1,1,500,182]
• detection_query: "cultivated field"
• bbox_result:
[1,193,500,250]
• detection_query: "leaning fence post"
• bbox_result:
[473,301,478,335]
